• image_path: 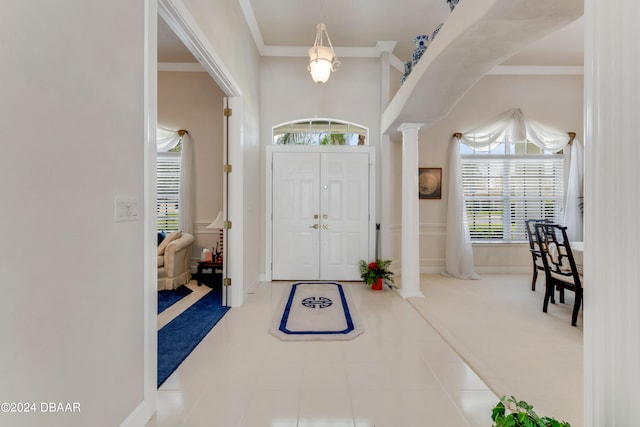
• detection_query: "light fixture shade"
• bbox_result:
[308,46,334,83]
[308,23,339,83]
[206,210,224,229]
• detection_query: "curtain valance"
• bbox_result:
[459,108,571,152]
[157,127,183,152]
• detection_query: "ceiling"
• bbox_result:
[158,0,584,67]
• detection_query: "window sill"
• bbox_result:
[472,241,528,246]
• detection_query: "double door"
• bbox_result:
[272,150,372,281]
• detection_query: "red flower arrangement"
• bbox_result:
[358,259,394,287]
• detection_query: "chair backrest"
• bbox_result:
[534,223,582,288]
[525,218,552,251]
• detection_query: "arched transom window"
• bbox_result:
[272,119,369,146]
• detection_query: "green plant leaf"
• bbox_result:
[491,401,506,421]
[491,396,570,427]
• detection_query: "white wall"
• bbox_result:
[0,2,147,426]
[158,71,225,261]
[413,73,584,272]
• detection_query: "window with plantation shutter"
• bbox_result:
[157,152,181,232]
[461,144,564,242]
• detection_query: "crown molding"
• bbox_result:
[487,65,584,75]
[157,59,582,77]
[238,0,405,65]
[389,54,404,73]
[260,43,405,73]
[261,44,399,58]
[238,0,265,55]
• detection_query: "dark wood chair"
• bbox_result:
[525,219,552,292]
[534,223,583,327]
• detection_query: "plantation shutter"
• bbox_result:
[157,152,181,232]
[461,155,564,241]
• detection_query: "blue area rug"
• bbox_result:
[157,287,230,387]
[157,285,193,314]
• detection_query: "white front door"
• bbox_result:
[272,150,372,281]
[320,152,370,280]
[272,152,321,280]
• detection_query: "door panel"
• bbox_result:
[320,153,370,280]
[272,153,320,280]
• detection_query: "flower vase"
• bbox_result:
[372,277,383,291]
[411,34,429,67]
[431,23,443,43]
[401,60,412,85]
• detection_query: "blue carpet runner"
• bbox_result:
[157,285,192,314]
[157,287,230,387]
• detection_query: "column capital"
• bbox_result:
[397,123,424,133]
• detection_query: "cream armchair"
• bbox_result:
[157,231,195,291]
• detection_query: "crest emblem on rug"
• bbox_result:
[301,296,333,308]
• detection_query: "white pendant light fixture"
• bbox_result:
[308,22,340,83]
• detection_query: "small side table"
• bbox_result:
[197,261,223,287]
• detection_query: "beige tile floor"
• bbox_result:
[146,281,498,427]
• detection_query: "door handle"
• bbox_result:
[322,224,332,229]
[309,224,319,229]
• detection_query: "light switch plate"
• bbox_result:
[114,196,139,222]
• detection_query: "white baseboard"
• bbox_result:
[246,278,260,294]
[120,400,152,427]
[474,266,530,274]
[420,267,445,274]
[418,266,530,275]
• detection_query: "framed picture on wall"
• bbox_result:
[418,168,442,199]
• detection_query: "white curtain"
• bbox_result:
[157,127,182,152]
[563,137,584,241]
[459,109,570,151]
[459,109,527,150]
[446,108,581,279]
[178,132,193,234]
[156,127,193,234]
[445,136,480,280]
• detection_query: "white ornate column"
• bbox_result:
[584,0,640,425]
[398,123,423,298]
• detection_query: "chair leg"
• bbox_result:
[572,290,582,327]
[543,281,554,313]
[531,267,537,291]
[558,287,565,304]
